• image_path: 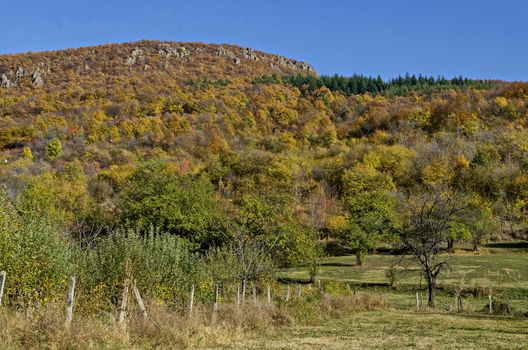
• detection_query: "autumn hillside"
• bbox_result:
[0,40,527,271]
[0,40,313,89]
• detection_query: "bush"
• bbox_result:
[44,138,63,160]
[0,191,73,306]
[78,229,210,308]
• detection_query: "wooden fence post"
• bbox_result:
[189,284,195,316]
[297,284,302,298]
[118,278,130,324]
[456,295,463,313]
[416,292,420,310]
[488,295,492,314]
[213,284,219,312]
[242,280,246,304]
[65,276,76,325]
[236,285,240,309]
[266,284,271,306]
[0,271,6,306]
[133,284,148,320]
[285,285,290,302]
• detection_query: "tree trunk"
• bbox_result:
[446,238,454,253]
[355,252,363,266]
[427,277,437,308]
[473,242,479,252]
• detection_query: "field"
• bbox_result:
[225,310,528,350]
[233,243,528,349]
[1,244,526,349]
[282,243,528,303]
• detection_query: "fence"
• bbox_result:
[0,269,499,330]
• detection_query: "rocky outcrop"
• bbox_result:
[158,45,190,59]
[214,47,240,65]
[0,41,316,90]
[125,47,144,65]
[32,70,44,87]
[0,74,15,88]
[15,67,25,82]
[242,48,259,61]
[270,55,313,72]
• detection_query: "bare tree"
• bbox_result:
[227,224,278,288]
[398,187,466,307]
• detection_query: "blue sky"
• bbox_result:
[1,0,527,80]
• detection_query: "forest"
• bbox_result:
[0,40,527,348]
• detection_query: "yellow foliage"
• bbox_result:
[495,96,509,108]
[421,156,454,185]
[455,154,470,169]
[326,215,349,234]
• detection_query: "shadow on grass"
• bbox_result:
[319,262,356,267]
[483,242,528,249]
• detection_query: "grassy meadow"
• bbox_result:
[227,243,528,350]
[225,310,528,350]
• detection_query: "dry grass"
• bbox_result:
[0,293,386,349]
[229,310,528,350]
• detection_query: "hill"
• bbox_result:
[0,40,313,91]
[0,40,527,259]
[0,41,527,349]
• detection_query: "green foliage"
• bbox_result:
[0,191,73,305]
[184,78,230,89]
[0,41,527,310]
[236,194,319,268]
[343,191,400,265]
[119,161,221,247]
[22,147,33,160]
[471,148,493,168]
[254,74,494,96]
[79,229,207,304]
[44,138,63,160]
[19,168,90,230]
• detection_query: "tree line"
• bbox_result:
[253,73,495,96]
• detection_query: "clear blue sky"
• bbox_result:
[2,0,527,81]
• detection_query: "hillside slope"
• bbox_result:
[0,40,313,91]
[0,40,527,247]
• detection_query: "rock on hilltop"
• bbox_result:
[0,40,314,90]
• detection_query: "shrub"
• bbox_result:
[44,138,63,160]
[78,229,209,308]
[0,191,73,306]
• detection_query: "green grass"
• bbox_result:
[282,249,528,291]
[221,310,528,349]
[217,244,528,349]
[280,244,528,311]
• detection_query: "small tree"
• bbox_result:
[44,138,63,160]
[398,188,466,307]
[465,206,496,252]
[343,191,399,265]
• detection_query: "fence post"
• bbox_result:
[213,284,219,312]
[297,284,302,298]
[488,295,492,314]
[266,284,271,306]
[65,276,76,325]
[415,292,420,310]
[242,280,246,304]
[133,284,148,320]
[189,284,195,316]
[0,271,6,306]
[118,278,130,324]
[236,285,240,309]
[456,295,463,313]
[285,285,290,302]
